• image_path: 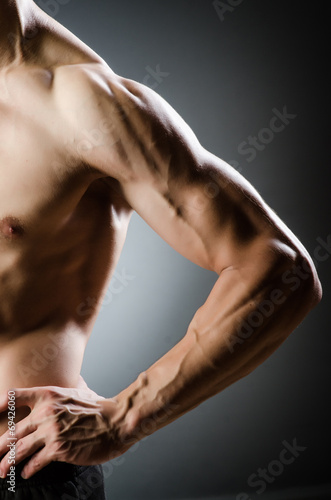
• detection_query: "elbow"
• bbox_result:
[248,235,323,317]
[276,251,322,338]
[300,256,323,308]
[270,241,322,312]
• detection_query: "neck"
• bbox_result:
[0,0,35,68]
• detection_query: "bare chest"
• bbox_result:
[1,70,62,216]
[0,69,104,239]
[0,74,130,261]
[0,65,131,309]
[0,117,91,240]
[0,93,130,333]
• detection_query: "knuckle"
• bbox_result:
[27,420,37,433]
[44,389,57,399]
[42,402,62,418]
[31,458,40,470]
[17,439,25,450]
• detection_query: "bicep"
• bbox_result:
[120,144,283,273]
[112,79,291,272]
[73,70,300,272]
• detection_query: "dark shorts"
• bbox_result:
[0,459,106,499]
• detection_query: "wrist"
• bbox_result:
[98,395,143,454]
[111,371,180,444]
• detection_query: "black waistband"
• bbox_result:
[0,458,88,490]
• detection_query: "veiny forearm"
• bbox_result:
[106,241,321,448]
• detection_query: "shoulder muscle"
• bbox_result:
[55,63,302,272]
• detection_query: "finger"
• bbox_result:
[21,447,53,480]
[1,386,62,416]
[0,391,36,452]
[0,390,16,413]
[0,432,44,478]
[0,423,22,458]
[0,414,37,446]
[0,406,39,457]
[0,389,38,414]
[0,427,12,455]
[9,388,40,408]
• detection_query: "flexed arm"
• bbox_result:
[0,63,322,479]
[77,66,321,442]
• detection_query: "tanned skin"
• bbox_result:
[0,0,322,480]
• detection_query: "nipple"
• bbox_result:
[0,216,25,239]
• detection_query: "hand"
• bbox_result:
[0,385,126,480]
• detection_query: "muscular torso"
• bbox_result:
[0,8,131,432]
[0,2,311,440]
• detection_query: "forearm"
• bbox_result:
[106,243,321,448]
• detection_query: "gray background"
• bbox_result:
[38,1,330,499]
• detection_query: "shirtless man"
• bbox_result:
[0,0,322,498]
